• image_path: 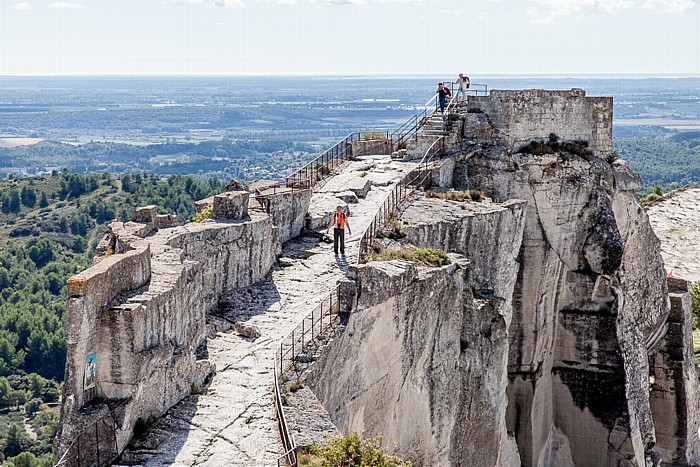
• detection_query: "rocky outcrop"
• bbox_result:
[307,191,527,466]
[306,90,699,466]
[456,90,689,465]
[54,188,312,466]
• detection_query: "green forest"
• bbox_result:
[0,171,225,464]
[615,132,700,195]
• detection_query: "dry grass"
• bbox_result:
[366,246,450,267]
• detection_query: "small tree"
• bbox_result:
[304,432,412,467]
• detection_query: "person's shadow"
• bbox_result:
[335,254,348,273]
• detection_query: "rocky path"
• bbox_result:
[118,155,416,466]
[647,188,700,283]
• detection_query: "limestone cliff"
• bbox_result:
[307,195,526,466]
[306,90,700,466]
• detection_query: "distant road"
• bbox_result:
[615,118,700,129]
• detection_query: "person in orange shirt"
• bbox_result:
[326,205,352,256]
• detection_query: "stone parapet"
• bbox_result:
[466,89,613,158]
[212,190,249,220]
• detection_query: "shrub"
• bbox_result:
[375,215,406,240]
[397,141,408,150]
[192,205,212,223]
[363,131,385,141]
[519,133,592,159]
[448,113,460,122]
[426,190,484,202]
[366,246,450,267]
[640,193,662,205]
[301,432,412,467]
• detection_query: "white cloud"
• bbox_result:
[643,0,695,11]
[530,0,634,21]
[15,2,33,10]
[49,2,82,8]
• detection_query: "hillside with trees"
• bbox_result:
[0,171,225,464]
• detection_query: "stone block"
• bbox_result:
[335,191,359,204]
[131,205,158,224]
[350,138,393,157]
[212,191,249,220]
[234,322,261,339]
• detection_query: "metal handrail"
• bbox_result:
[285,81,489,186]
[285,132,365,189]
[357,136,446,263]
[273,284,342,467]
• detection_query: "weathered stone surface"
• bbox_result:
[234,322,261,339]
[319,172,371,199]
[335,190,358,204]
[466,89,613,158]
[267,188,313,244]
[648,282,700,465]
[308,256,521,467]
[350,138,393,157]
[647,188,700,283]
[212,190,249,220]
[454,92,676,465]
[306,194,349,231]
[54,192,312,465]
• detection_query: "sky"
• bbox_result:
[0,0,698,76]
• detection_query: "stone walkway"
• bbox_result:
[647,188,700,283]
[118,155,416,466]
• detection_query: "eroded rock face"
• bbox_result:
[307,90,698,466]
[307,192,527,467]
[307,259,515,467]
[456,95,673,464]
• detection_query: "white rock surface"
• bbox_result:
[647,188,700,283]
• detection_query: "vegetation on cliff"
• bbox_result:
[366,246,450,268]
[299,432,412,467]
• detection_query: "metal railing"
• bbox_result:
[273,285,342,467]
[54,398,128,467]
[357,136,446,263]
[285,132,374,189]
[390,82,489,144]
[252,179,312,213]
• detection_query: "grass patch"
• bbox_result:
[426,190,484,202]
[366,246,449,267]
[693,330,700,364]
[375,215,406,240]
[363,131,385,141]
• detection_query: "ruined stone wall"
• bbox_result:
[267,188,313,244]
[467,89,613,157]
[54,189,311,466]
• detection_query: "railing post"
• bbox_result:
[95,423,100,467]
